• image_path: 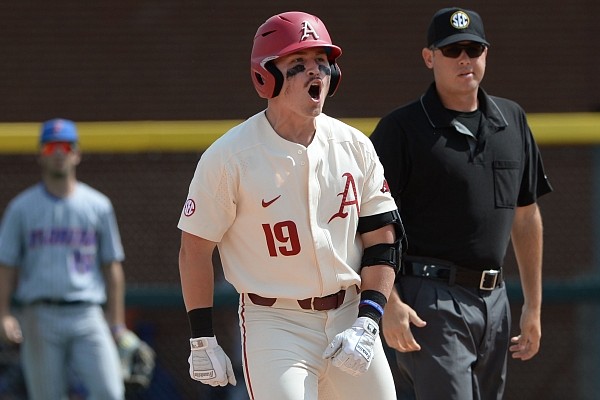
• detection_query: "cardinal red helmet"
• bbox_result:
[250,11,342,99]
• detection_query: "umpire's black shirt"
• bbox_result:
[370,83,553,270]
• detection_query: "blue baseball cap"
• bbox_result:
[40,118,78,144]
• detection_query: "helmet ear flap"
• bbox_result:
[265,61,284,98]
[327,62,341,97]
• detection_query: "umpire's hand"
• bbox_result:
[381,289,426,352]
[509,304,541,361]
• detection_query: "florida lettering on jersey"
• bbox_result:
[29,228,97,248]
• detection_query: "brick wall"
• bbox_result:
[0,1,597,123]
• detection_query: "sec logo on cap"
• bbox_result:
[450,11,470,29]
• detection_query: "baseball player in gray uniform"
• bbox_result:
[0,119,127,399]
[178,11,405,400]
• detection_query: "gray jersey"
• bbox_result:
[0,182,124,304]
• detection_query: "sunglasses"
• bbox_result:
[436,43,486,59]
[41,141,76,156]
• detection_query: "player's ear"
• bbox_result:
[422,47,434,69]
[71,143,82,164]
[73,150,82,166]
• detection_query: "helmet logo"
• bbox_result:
[300,21,320,41]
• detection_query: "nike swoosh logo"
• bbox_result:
[262,195,281,208]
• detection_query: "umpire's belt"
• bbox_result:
[401,258,502,291]
[247,287,355,311]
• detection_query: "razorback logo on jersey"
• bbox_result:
[380,179,390,194]
[328,172,359,223]
[183,199,196,217]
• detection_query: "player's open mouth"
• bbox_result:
[308,81,322,100]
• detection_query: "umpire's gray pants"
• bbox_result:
[394,276,510,400]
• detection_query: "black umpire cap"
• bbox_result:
[427,7,490,48]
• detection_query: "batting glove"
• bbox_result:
[322,316,379,376]
[188,336,236,386]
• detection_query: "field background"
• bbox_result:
[0,1,599,399]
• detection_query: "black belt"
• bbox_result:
[401,258,502,291]
[29,299,93,306]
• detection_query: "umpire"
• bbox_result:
[370,7,553,399]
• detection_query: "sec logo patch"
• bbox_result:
[183,199,196,216]
[450,11,470,29]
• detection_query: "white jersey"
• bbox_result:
[0,182,124,304]
[178,111,397,299]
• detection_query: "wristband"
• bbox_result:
[358,290,387,324]
[359,299,384,316]
[187,307,214,338]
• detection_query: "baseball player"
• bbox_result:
[178,11,404,400]
[370,7,553,399]
[0,119,132,399]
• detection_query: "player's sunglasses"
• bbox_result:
[436,43,486,59]
[41,141,76,155]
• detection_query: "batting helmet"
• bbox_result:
[251,11,342,99]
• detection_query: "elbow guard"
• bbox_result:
[361,240,400,273]
[358,209,406,274]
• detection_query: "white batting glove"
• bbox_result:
[322,316,379,376]
[188,336,236,386]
